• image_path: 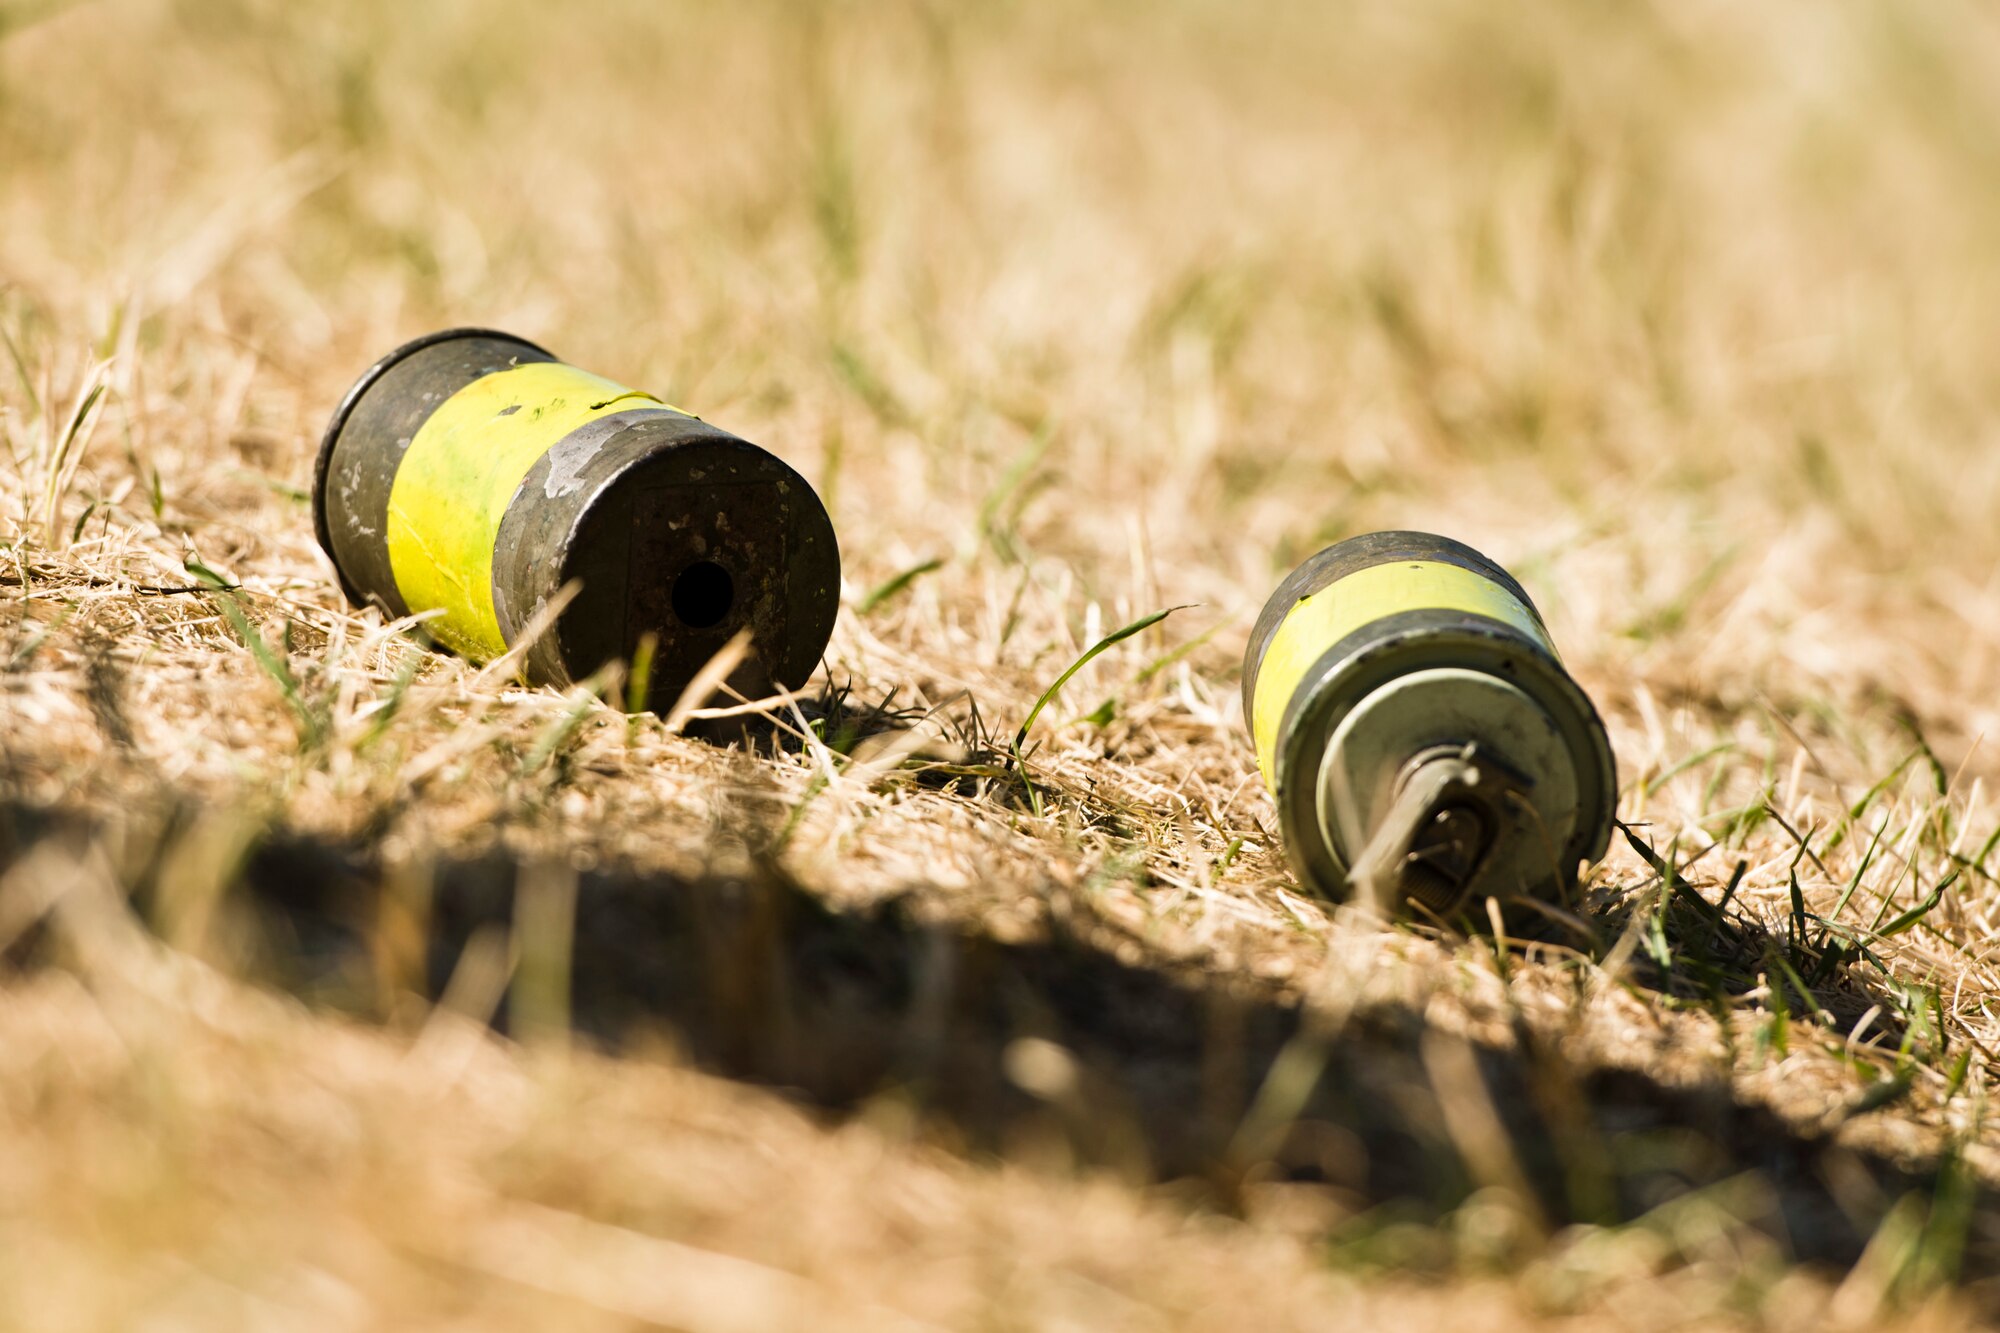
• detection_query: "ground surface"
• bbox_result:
[6,0,2000,1328]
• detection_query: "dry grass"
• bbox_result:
[7,0,2000,1326]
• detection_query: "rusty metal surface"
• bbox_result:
[491,411,839,701]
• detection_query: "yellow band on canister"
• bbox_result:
[1251,560,1553,793]
[385,363,669,660]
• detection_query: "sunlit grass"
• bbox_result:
[3,0,2000,1326]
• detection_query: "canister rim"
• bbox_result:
[1270,619,1616,900]
[311,327,555,600]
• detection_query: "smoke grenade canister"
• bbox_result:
[1243,532,1615,916]
[314,328,840,707]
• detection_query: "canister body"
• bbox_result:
[1243,532,1615,914]
[314,329,839,708]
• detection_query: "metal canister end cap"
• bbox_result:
[1318,667,1583,912]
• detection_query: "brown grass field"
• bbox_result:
[7,0,2000,1327]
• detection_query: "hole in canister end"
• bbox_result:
[671,560,734,629]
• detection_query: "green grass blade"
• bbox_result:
[187,556,325,750]
[1012,604,1189,756]
[0,316,39,420]
[857,556,944,614]
[625,630,659,717]
[1873,871,1956,940]
[1009,603,1190,815]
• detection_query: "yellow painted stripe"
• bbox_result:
[386,362,665,660]
[1251,560,1552,792]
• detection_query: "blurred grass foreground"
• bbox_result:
[6,0,2000,1328]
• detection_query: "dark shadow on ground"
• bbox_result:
[1,800,1993,1297]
